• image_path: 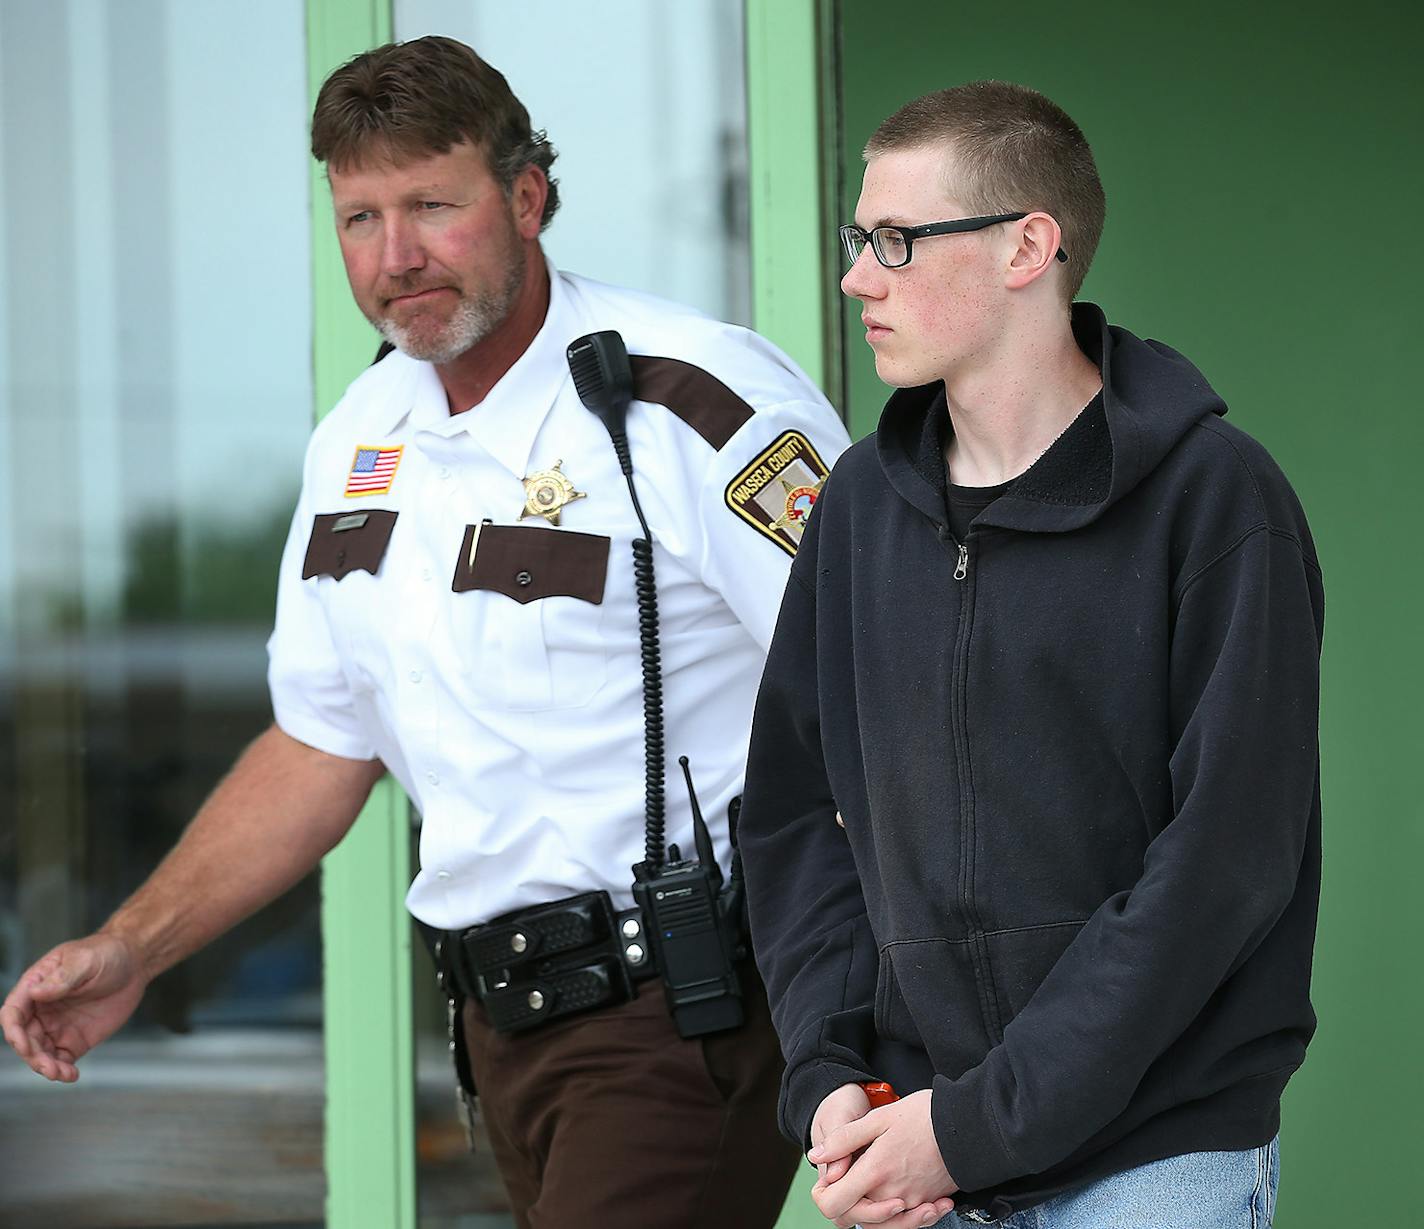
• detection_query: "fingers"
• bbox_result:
[808,1102,873,1214]
[818,1200,952,1229]
[809,1109,887,1165]
[27,1049,66,1082]
[2,1004,68,1081]
[810,1145,957,1226]
[35,1025,81,1082]
[1,973,44,1059]
[0,1001,34,1059]
[809,1151,856,1186]
[811,1082,874,1154]
[32,1055,78,1082]
[811,1158,877,1224]
[15,1033,69,1081]
[810,1177,906,1228]
[870,1200,956,1228]
[27,1032,80,1083]
[3,950,88,1081]
[823,1194,910,1227]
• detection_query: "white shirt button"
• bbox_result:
[409,669,423,683]
[439,467,451,479]
[426,770,440,786]
[435,870,452,881]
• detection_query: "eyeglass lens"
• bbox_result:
[840,227,866,266]
[841,226,914,268]
[872,228,909,267]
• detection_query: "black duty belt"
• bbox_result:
[435,891,658,1034]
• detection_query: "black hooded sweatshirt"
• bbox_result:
[739,305,1324,1218]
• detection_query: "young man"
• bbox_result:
[2,37,849,1227]
[740,82,1322,1228]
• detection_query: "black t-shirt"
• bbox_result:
[944,473,1012,543]
[915,385,1109,544]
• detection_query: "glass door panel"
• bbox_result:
[0,2,319,1224]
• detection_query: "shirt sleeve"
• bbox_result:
[266,442,379,763]
[691,395,851,649]
[928,524,1323,1191]
[738,492,881,1146]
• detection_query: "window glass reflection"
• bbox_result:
[0,2,319,1225]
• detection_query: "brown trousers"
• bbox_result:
[462,968,801,1228]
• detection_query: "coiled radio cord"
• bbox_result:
[630,529,666,866]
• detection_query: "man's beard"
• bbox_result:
[374,256,525,364]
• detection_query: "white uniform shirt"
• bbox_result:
[268,264,848,929]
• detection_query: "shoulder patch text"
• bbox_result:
[724,431,828,556]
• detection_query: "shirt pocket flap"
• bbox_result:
[452,524,609,605]
[302,509,398,580]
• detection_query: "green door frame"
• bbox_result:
[747,12,841,1228]
[306,3,413,1228]
[306,2,836,1225]
[747,0,843,408]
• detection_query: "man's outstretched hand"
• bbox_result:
[1,933,149,1082]
[808,1089,958,1227]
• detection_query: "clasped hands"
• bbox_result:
[807,1084,959,1228]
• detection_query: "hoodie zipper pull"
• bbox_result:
[954,543,969,581]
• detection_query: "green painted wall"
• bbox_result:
[834,2,1422,1224]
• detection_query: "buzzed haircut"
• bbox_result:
[311,35,560,229]
[866,82,1105,301]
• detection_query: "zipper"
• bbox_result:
[935,522,971,581]
[946,530,1003,1044]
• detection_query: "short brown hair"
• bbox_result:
[866,82,1104,300]
[311,36,560,229]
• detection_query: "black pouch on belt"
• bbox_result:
[442,891,655,1035]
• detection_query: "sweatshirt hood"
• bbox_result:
[875,302,1228,533]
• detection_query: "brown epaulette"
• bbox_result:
[630,356,754,451]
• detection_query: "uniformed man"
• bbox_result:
[1,36,849,1228]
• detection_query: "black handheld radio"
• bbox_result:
[566,330,746,1038]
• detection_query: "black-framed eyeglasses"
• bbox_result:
[839,212,1069,269]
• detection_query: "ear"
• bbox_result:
[1004,212,1063,290]
[510,165,549,240]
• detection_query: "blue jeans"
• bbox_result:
[938,1138,1279,1228]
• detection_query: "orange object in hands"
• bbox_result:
[860,1080,899,1108]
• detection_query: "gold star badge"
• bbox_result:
[519,459,586,526]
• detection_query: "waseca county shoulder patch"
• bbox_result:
[724,430,829,556]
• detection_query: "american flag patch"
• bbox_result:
[345,445,403,497]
